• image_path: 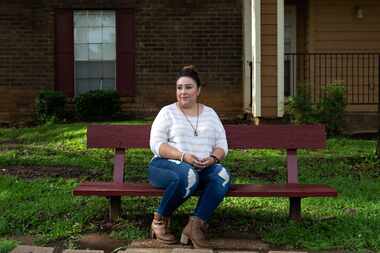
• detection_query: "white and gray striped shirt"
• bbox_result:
[150,103,228,160]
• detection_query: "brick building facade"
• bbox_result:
[0,0,244,123]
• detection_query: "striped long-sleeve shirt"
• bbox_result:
[150,103,228,160]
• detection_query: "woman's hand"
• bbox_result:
[183,153,207,169]
[183,153,202,167]
[183,154,216,170]
[199,156,216,168]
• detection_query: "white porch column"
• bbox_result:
[252,0,261,117]
[277,0,285,117]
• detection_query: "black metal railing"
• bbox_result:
[285,53,380,106]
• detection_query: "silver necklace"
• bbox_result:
[178,103,199,136]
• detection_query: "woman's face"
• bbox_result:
[176,76,201,108]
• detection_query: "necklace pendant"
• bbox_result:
[194,130,198,136]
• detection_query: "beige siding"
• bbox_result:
[306,0,380,111]
[261,1,278,118]
[309,0,380,52]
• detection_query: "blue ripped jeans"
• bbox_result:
[148,157,231,222]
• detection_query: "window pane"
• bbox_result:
[75,62,89,78]
[102,28,115,43]
[88,78,102,90]
[88,13,102,27]
[76,79,90,95]
[88,27,102,43]
[102,79,115,90]
[103,61,115,78]
[89,44,102,61]
[75,44,89,61]
[87,62,102,78]
[74,13,88,27]
[102,43,115,60]
[75,28,89,44]
[102,12,115,27]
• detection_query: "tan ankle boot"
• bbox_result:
[151,212,177,244]
[180,216,211,248]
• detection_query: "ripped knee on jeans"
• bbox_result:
[183,168,197,198]
[217,166,230,187]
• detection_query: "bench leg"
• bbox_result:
[109,196,121,222]
[289,197,301,221]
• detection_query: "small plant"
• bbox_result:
[316,83,346,136]
[377,129,380,159]
[75,90,121,121]
[0,240,17,253]
[35,90,66,123]
[285,82,346,136]
[285,82,318,124]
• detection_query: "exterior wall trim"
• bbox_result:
[252,0,261,117]
[243,0,252,113]
[277,0,285,117]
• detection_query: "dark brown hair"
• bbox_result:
[176,65,201,87]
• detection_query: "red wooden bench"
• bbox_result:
[73,124,337,221]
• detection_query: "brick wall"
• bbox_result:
[0,0,243,123]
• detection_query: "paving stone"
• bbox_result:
[63,250,104,253]
[172,248,213,253]
[78,233,126,253]
[210,239,269,251]
[268,251,308,253]
[217,251,259,253]
[11,246,54,253]
[121,248,173,253]
[129,240,190,249]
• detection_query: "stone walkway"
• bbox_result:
[10,243,309,253]
[10,245,309,253]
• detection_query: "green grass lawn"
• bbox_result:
[0,122,379,252]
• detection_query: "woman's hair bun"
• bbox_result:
[177,65,201,87]
[182,65,195,71]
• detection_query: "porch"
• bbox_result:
[283,0,380,113]
[285,52,380,112]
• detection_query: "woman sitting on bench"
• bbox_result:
[148,65,231,248]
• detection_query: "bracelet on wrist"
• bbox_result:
[180,152,186,162]
[210,154,220,163]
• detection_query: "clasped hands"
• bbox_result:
[182,153,216,170]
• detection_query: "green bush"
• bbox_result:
[285,82,346,136]
[285,83,318,124]
[0,240,17,253]
[317,84,346,136]
[75,90,121,121]
[35,90,66,123]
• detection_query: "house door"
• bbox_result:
[284,5,297,96]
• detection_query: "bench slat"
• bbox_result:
[87,124,326,149]
[73,182,337,198]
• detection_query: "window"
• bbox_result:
[74,10,116,96]
[55,9,135,97]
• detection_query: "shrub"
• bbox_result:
[285,83,318,124]
[0,240,17,253]
[75,90,121,121]
[35,90,66,123]
[377,130,380,159]
[285,82,346,136]
[317,83,346,136]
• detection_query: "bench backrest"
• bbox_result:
[87,124,326,149]
[86,124,326,184]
